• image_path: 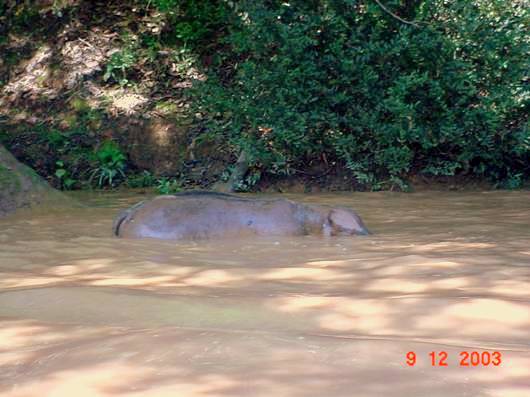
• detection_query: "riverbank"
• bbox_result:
[1,1,528,193]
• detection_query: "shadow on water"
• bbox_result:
[0,191,529,396]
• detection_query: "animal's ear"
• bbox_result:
[328,208,370,235]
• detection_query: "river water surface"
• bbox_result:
[0,191,529,397]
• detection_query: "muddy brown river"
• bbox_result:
[0,191,529,396]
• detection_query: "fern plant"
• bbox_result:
[89,141,126,188]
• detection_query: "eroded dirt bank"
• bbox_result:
[0,191,529,396]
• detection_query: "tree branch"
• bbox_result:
[373,0,421,27]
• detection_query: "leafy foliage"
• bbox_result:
[104,38,138,86]
[155,177,182,194]
[54,160,76,190]
[190,0,529,189]
[2,0,528,191]
[126,170,156,188]
[148,0,231,47]
[89,141,127,188]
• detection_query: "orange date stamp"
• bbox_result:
[406,351,502,367]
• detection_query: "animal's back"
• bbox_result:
[115,193,302,239]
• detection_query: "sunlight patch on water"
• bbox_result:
[364,279,428,294]
[178,269,246,287]
[444,299,530,326]
[416,298,530,339]
[260,267,352,282]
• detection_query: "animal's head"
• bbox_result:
[327,208,370,236]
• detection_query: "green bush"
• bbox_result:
[89,141,127,188]
[148,0,231,47]
[155,177,182,194]
[190,0,529,189]
[0,123,97,189]
[54,160,77,190]
[126,170,156,188]
[104,46,137,86]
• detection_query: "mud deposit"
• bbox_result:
[1,191,529,396]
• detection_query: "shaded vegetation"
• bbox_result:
[0,0,528,191]
[189,0,529,190]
